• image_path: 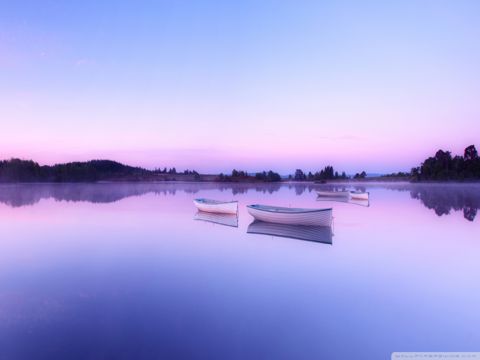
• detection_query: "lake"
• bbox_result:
[0,182,479,359]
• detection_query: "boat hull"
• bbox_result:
[193,199,238,214]
[349,192,369,200]
[247,205,332,226]
[316,196,369,207]
[316,190,349,197]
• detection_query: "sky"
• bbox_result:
[1,0,479,174]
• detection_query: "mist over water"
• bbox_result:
[0,183,479,359]
[1,182,478,222]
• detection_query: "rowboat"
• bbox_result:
[316,190,350,197]
[247,221,332,244]
[247,204,332,226]
[193,198,238,214]
[316,196,369,207]
[194,211,238,227]
[349,191,369,200]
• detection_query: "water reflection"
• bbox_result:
[313,183,479,221]
[194,212,239,228]
[0,183,478,222]
[247,221,333,244]
[384,184,480,221]
[0,183,179,207]
[0,182,478,359]
[410,186,479,221]
[287,183,366,196]
[316,196,370,207]
[0,183,281,208]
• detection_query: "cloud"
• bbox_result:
[74,58,95,67]
[316,135,363,141]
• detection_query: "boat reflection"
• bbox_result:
[247,221,333,244]
[1,183,477,222]
[194,211,239,228]
[316,196,370,207]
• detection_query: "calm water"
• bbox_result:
[0,182,479,359]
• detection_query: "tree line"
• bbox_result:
[0,159,202,182]
[3,146,478,183]
[411,145,480,181]
[0,160,362,183]
[289,166,350,181]
[217,169,281,182]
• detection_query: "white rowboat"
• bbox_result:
[316,196,369,207]
[316,190,350,197]
[193,198,238,214]
[247,221,332,244]
[317,190,370,201]
[349,191,369,200]
[247,204,332,226]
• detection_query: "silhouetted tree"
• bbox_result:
[294,169,307,181]
[413,145,480,181]
[255,170,281,182]
[219,169,280,182]
[0,159,150,182]
[311,166,339,181]
[464,145,478,161]
[354,171,366,179]
[382,171,410,178]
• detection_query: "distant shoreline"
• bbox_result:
[1,179,479,185]
[2,144,480,183]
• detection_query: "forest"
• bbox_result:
[0,159,152,182]
[1,145,479,183]
[412,145,480,181]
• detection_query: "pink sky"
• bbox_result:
[1,1,480,174]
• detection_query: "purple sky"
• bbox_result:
[1,1,479,174]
